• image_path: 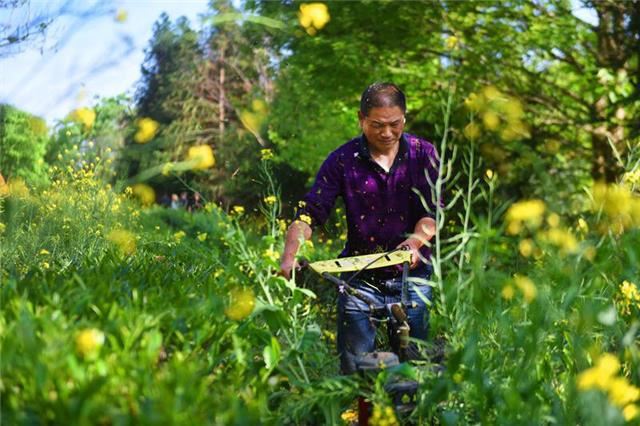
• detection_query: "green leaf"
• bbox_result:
[263,336,281,370]
[207,13,284,29]
[297,324,321,352]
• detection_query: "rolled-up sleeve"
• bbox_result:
[295,151,343,228]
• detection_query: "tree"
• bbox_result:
[135,13,203,124]
[47,95,132,184]
[438,0,639,183]
[124,2,280,206]
[0,104,49,185]
[253,0,639,210]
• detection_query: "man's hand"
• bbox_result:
[397,216,435,269]
[279,220,313,280]
[279,256,300,280]
[396,237,422,269]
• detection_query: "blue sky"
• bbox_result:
[1,0,211,124]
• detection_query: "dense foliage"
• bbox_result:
[0,104,49,186]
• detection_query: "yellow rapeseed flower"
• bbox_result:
[322,329,336,343]
[298,3,330,35]
[131,183,156,206]
[624,404,640,421]
[618,280,640,315]
[577,353,620,391]
[134,118,159,143]
[39,249,50,255]
[463,122,481,140]
[240,100,267,135]
[252,98,267,114]
[482,111,500,131]
[232,205,245,215]
[543,228,578,255]
[197,232,208,242]
[578,353,640,418]
[608,377,640,407]
[464,86,529,140]
[621,280,640,302]
[161,162,174,176]
[264,195,277,205]
[502,284,515,300]
[299,214,312,225]
[464,92,484,112]
[260,148,274,161]
[577,217,589,234]
[514,275,537,303]
[622,169,640,186]
[115,9,127,22]
[340,409,358,423]
[75,328,105,359]
[186,145,215,170]
[174,230,186,241]
[107,229,136,255]
[592,182,640,233]
[505,121,531,140]
[505,199,546,235]
[445,35,458,50]
[263,248,279,262]
[502,98,524,121]
[518,239,534,257]
[240,111,263,134]
[592,182,632,217]
[482,85,501,101]
[69,107,96,130]
[485,169,494,180]
[369,403,399,426]
[547,213,560,228]
[225,288,255,321]
[0,174,7,197]
[6,178,29,198]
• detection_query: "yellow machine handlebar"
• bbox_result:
[307,250,412,275]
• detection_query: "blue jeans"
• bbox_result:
[336,265,433,374]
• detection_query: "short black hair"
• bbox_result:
[359,82,406,116]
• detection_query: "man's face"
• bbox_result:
[358,106,405,154]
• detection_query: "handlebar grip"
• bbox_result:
[297,257,310,270]
[321,272,346,287]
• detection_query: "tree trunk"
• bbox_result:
[590,1,636,182]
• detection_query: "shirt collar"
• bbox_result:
[358,133,409,161]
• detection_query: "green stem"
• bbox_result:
[433,88,454,316]
[457,145,475,288]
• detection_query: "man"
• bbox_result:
[280,82,440,374]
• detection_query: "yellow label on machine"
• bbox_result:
[308,250,412,274]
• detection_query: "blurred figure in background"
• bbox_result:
[170,193,180,209]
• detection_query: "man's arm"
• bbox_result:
[397,216,436,268]
[280,220,313,279]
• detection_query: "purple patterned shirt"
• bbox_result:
[297,133,440,276]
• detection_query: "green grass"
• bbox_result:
[1,155,640,425]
